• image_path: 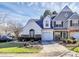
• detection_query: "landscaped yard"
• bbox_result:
[0,42,42,53]
[73,47,79,53]
[67,46,79,53]
[65,41,79,53]
[59,38,79,53]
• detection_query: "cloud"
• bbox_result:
[0,2,79,26]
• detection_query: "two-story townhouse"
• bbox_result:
[52,6,73,41]
[20,5,79,43]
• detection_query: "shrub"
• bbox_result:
[67,39,73,44]
[63,39,66,43]
[63,39,77,44]
[73,40,77,44]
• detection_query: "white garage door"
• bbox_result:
[42,32,53,41]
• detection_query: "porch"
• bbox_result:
[53,30,68,41]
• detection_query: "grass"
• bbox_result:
[66,46,74,50]
[66,43,79,53]
[0,47,41,53]
[0,42,42,53]
[73,47,79,53]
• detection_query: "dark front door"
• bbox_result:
[54,32,62,41]
[29,29,35,38]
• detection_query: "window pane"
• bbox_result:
[72,20,78,23]
[56,21,62,24]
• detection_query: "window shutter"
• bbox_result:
[78,20,79,24]
[62,21,63,27]
[54,21,56,27]
[70,20,72,26]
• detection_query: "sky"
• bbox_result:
[0,2,79,26]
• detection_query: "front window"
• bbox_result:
[70,20,79,26]
[29,29,35,38]
[54,21,63,27]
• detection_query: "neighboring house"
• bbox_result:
[20,5,79,42]
[20,19,42,41]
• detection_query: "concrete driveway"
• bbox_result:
[37,42,79,57]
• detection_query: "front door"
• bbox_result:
[54,32,62,41]
[29,29,35,38]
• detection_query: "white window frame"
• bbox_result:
[56,21,62,24]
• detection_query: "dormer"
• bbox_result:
[43,15,51,28]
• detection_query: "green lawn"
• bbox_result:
[73,47,79,53]
[0,42,42,53]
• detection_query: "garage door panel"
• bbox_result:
[42,32,53,41]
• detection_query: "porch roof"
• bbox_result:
[53,30,68,31]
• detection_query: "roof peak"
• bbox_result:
[73,12,78,15]
[69,12,79,19]
[62,5,72,12]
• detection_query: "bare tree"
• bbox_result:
[8,21,23,40]
[0,13,8,34]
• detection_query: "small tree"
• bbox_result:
[8,21,23,40]
[0,13,8,34]
[43,10,51,17]
[52,11,57,15]
[40,10,51,20]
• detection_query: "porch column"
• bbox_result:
[62,32,63,39]
[68,31,70,39]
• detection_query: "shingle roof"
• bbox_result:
[69,12,79,19]
[62,5,73,12]
[53,6,73,21]
[24,6,78,29]
[35,19,43,28]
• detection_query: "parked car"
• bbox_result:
[0,35,14,42]
[71,33,79,40]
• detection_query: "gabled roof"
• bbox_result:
[62,5,73,12]
[35,19,43,28]
[69,12,79,19]
[53,5,73,21]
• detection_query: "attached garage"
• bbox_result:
[42,29,53,41]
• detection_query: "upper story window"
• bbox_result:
[45,21,49,27]
[54,21,63,27]
[70,20,79,26]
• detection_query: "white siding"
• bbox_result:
[20,20,42,35]
[63,20,68,28]
[43,15,51,28]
